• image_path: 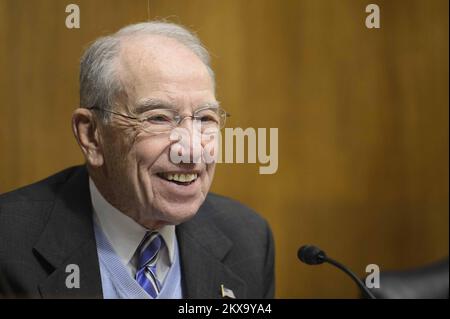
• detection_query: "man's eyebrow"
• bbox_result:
[199,101,220,109]
[134,98,175,114]
[134,98,220,113]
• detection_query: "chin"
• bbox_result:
[154,198,203,225]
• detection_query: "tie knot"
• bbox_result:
[137,232,163,270]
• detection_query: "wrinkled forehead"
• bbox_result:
[117,35,214,101]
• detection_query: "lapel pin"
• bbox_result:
[220,284,236,299]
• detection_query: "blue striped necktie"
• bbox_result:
[135,232,163,298]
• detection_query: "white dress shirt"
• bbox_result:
[89,178,175,284]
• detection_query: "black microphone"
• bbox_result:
[297,245,376,299]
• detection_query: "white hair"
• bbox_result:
[79,21,215,121]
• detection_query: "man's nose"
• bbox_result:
[170,120,203,164]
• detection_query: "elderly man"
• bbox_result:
[0,21,275,299]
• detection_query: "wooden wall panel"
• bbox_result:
[0,0,448,298]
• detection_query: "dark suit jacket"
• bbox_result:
[0,166,275,299]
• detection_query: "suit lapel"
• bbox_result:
[33,166,103,298]
[176,200,247,299]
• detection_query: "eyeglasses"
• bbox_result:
[88,106,230,134]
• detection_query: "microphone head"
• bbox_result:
[298,245,326,265]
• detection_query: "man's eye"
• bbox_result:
[147,115,172,123]
[198,115,219,123]
[200,116,213,122]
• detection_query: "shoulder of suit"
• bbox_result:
[0,166,83,230]
[0,166,84,249]
[191,193,273,259]
[201,192,270,232]
[0,166,82,204]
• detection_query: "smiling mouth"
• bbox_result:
[157,172,198,186]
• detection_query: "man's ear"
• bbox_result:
[72,108,104,167]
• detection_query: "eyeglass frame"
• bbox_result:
[87,105,230,133]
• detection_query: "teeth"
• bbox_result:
[162,173,197,183]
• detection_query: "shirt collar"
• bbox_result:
[89,178,175,268]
